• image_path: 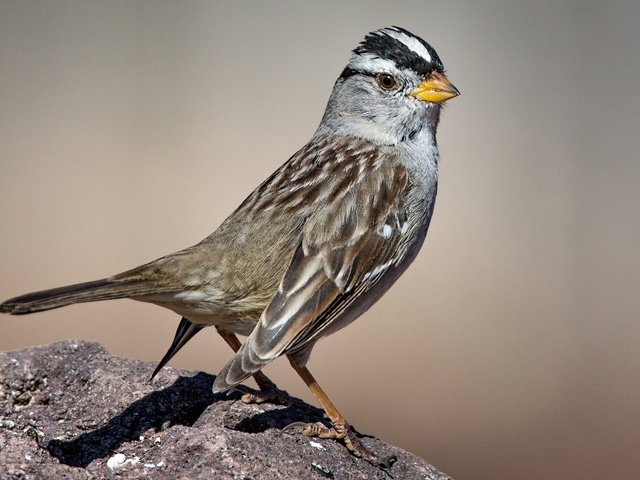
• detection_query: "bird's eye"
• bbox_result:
[376,73,398,90]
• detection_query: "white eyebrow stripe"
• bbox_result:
[348,52,399,74]
[383,29,432,63]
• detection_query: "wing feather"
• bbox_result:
[213,151,412,390]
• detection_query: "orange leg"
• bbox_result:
[288,357,396,468]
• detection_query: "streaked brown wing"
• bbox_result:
[215,158,410,387]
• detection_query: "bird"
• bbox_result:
[1,26,459,466]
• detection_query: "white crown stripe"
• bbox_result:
[382,28,432,63]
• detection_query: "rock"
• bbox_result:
[106,453,126,470]
[0,340,452,479]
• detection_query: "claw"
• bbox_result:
[218,381,289,406]
[282,421,311,434]
[224,386,249,397]
[240,385,289,406]
[378,454,397,469]
[285,419,394,468]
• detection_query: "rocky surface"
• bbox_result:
[0,340,451,479]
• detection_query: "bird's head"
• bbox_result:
[318,26,459,145]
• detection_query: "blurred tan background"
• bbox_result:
[1,1,639,479]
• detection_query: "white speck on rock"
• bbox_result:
[1,420,15,429]
[107,453,126,470]
[144,463,156,468]
[309,440,325,450]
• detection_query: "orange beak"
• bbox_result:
[410,72,460,103]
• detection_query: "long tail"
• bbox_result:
[0,277,168,315]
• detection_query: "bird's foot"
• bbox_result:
[286,421,396,468]
[239,374,289,405]
[240,386,289,405]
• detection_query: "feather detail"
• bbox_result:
[213,153,413,392]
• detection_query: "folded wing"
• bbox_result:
[213,155,410,391]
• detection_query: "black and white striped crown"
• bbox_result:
[350,26,443,76]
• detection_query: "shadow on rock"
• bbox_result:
[47,372,227,468]
[232,399,326,433]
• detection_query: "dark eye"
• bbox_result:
[376,73,398,90]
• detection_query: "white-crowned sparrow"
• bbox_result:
[1,26,458,466]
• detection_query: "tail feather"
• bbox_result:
[150,317,204,380]
[0,278,168,315]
